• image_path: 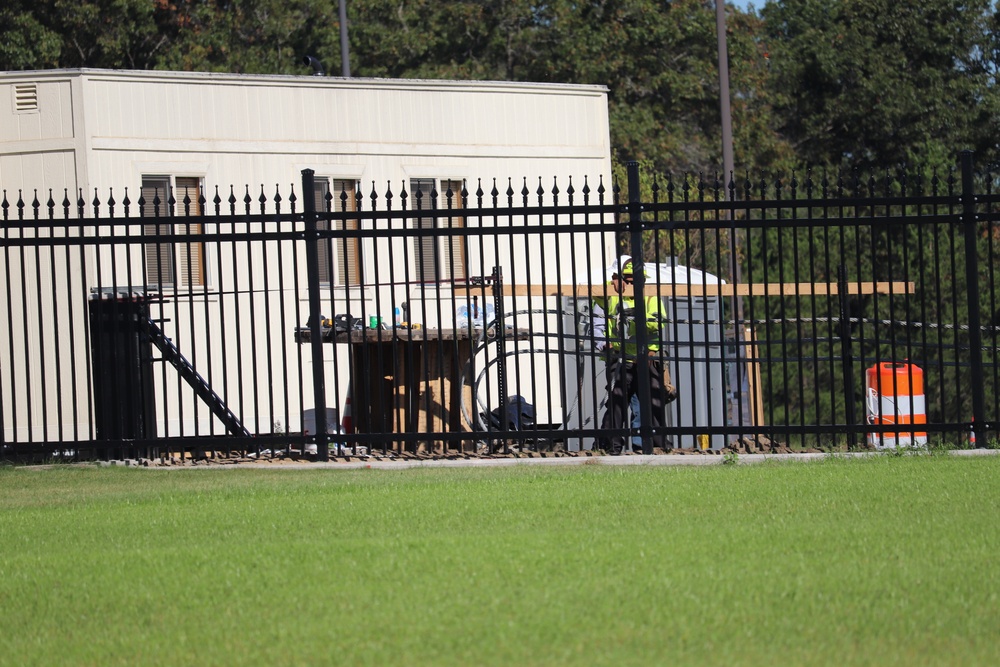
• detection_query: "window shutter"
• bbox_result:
[315,179,360,286]
[410,178,438,282]
[442,179,466,280]
[314,179,333,285]
[175,177,204,288]
[409,179,465,283]
[142,177,174,288]
[333,179,360,286]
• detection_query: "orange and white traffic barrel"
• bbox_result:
[865,362,927,448]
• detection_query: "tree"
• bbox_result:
[763,0,1000,170]
[726,7,797,175]
[0,2,63,70]
[0,0,166,70]
[555,0,726,175]
[153,0,343,74]
[345,1,561,80]
[345,1,786,176]
[6,0,993,176]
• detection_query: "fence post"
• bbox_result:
[960,151,986,447]
[837,264,857,449]
[492,265,509,454]
[302,169,329,461]
[626,161,654,454]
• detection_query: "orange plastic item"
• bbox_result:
[865,362,927,448]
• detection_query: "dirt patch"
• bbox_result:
[125,440,809,467]
[725,435,804,455]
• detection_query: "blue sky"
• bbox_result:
[731,0,759,12]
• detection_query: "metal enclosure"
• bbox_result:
[88,297,157,442]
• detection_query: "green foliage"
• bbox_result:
[0,4,62,70]
[763,0,1000,170]
[924,435,958,454]
[0,0,787,175]
[152,0,344,74]
[2,0,996,180]
[1,0,165,69]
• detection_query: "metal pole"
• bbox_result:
[716,0,751,439]
[838,264,858,449]
[339,0,351,77]
[493,266,508,453]
[716,0,734,184]
[302,169,330,461]
[961,151,986,447]
[626,161,653,455]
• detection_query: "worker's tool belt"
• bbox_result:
[605,350,678,404]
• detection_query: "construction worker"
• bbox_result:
[594,258,675,454]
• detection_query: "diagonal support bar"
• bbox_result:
[139,316,251,438]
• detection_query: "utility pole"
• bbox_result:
[716,0,734,184]
[716,0,752,432]
[339,0,351,77]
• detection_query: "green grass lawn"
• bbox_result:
[1,455,998,666]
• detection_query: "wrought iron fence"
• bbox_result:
[2,152,997,461]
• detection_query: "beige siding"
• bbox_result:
[81,73,608,160]
[0,79,75,143]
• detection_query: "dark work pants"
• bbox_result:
[599,355,668,453]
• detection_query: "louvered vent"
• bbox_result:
[14,83,38,113]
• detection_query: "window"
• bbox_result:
[410,178,466,283]
[314,178,361,286]
[141,176,205,289]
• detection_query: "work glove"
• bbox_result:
[662,363,678,404]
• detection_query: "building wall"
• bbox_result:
[2,69,611,204]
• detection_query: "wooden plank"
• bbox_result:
[491,281,915,298]
[744,326,765,428]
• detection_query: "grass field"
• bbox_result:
[1,455,998,666]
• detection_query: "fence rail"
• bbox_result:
[2,152,998,461]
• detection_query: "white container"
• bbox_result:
[302,408,340,436]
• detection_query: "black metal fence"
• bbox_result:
[2,152,998,461]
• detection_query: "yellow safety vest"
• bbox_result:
[595,293,666,357]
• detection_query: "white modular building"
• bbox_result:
[0,68,615,442]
